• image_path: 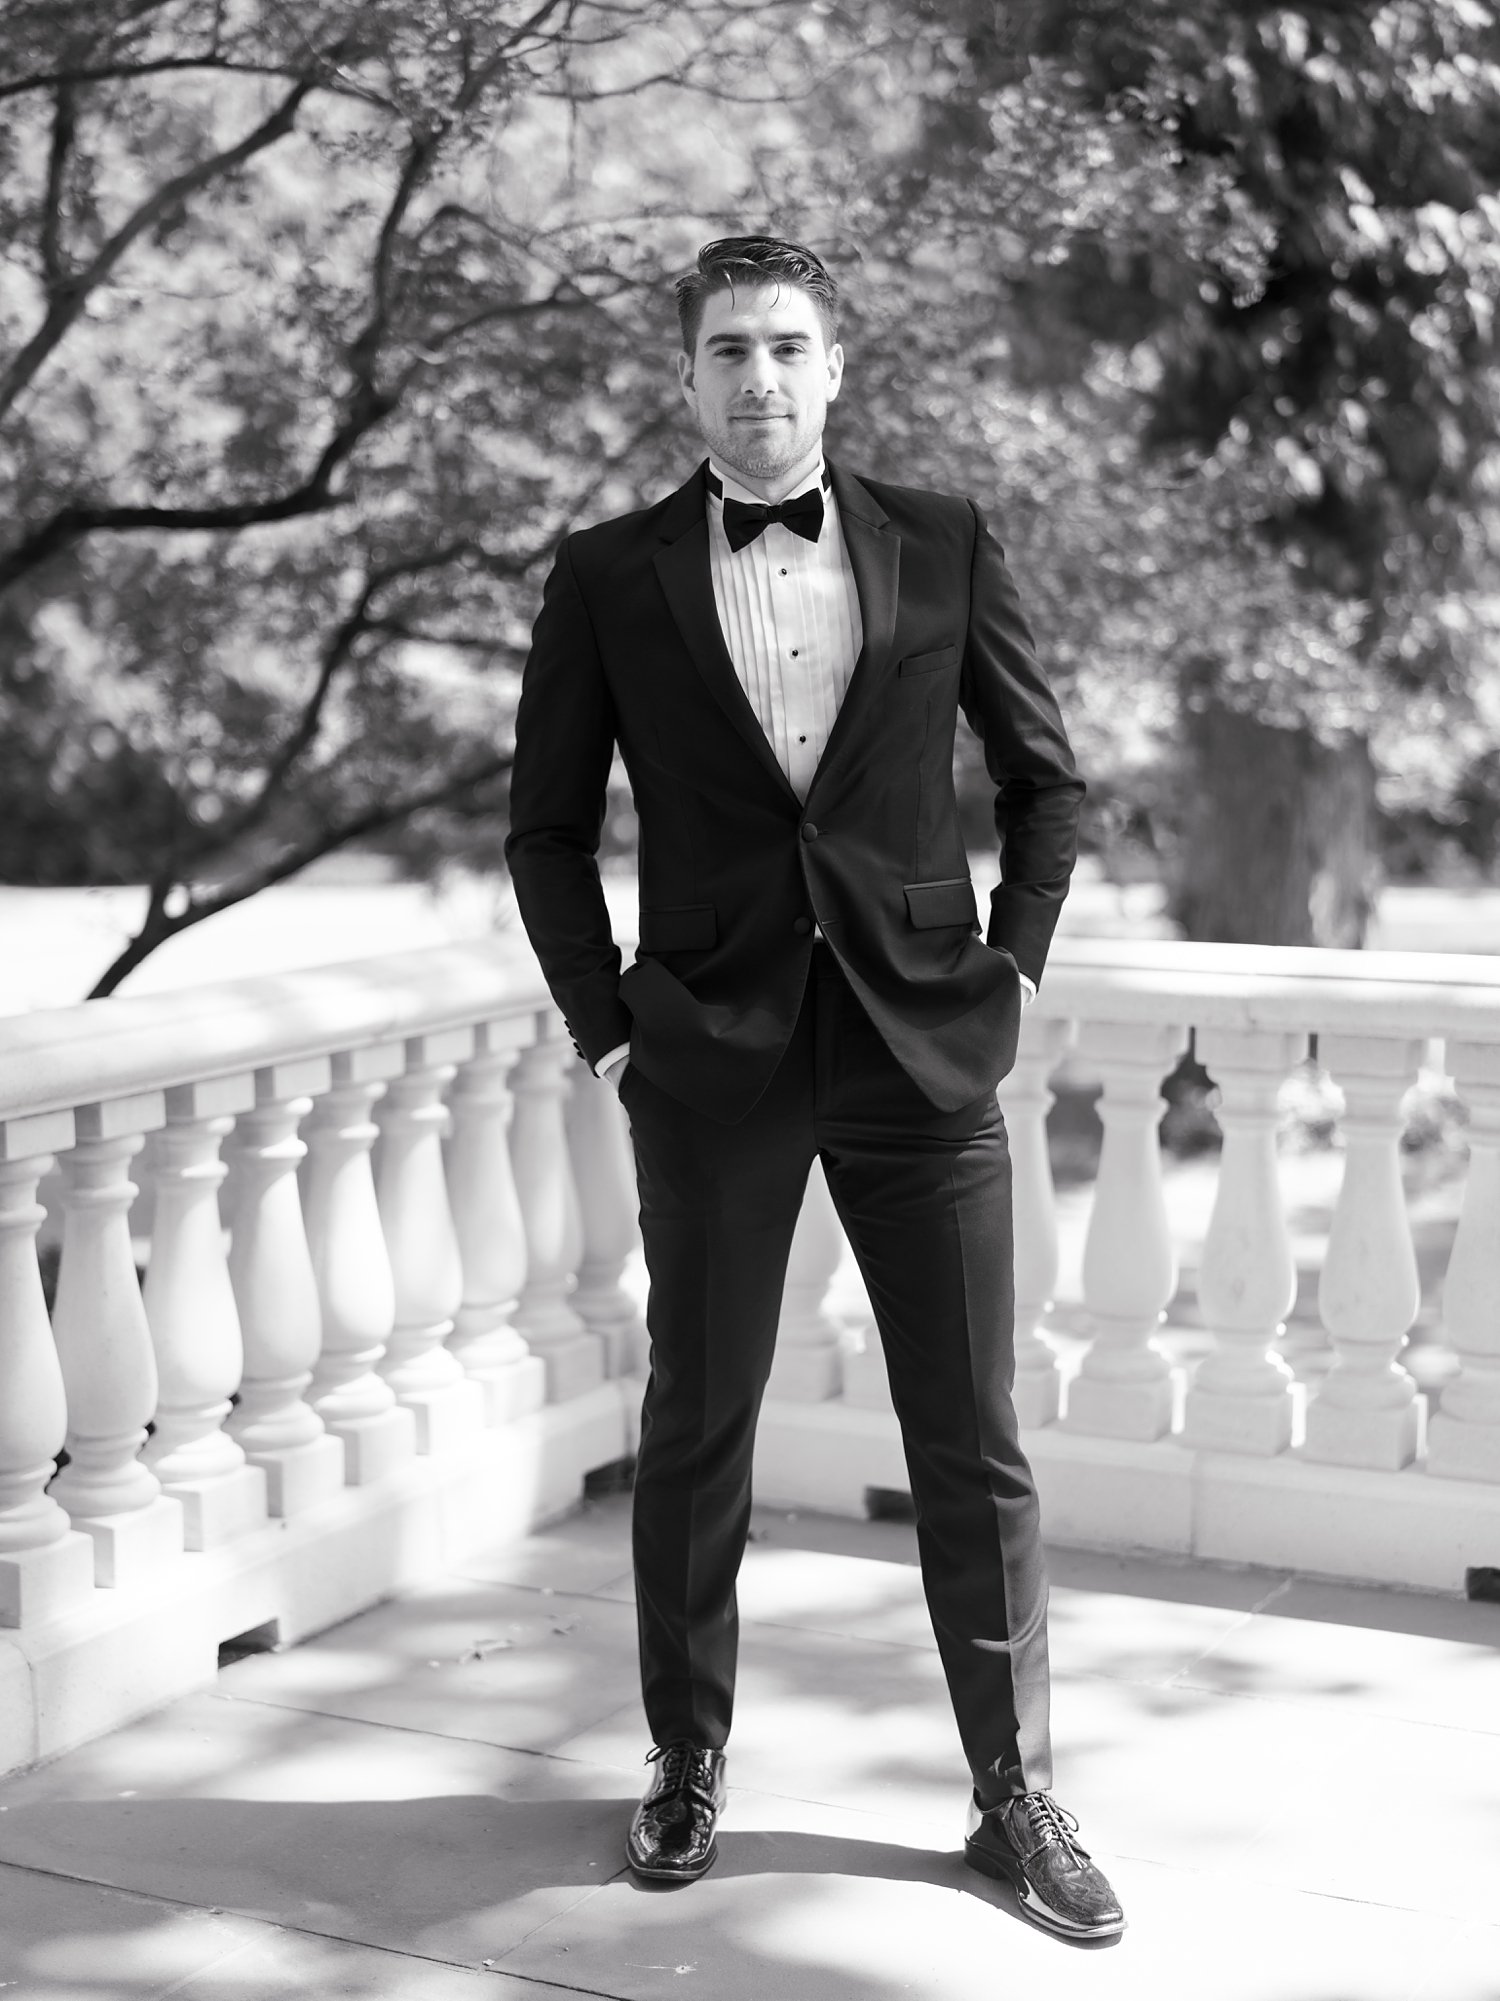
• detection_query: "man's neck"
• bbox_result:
[709,445,825,505]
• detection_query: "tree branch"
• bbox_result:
[423,280,603,349]
[194,540,503,861]
[86,751,515,998]
[0,479,340,595]
[488,0,577,79]
[0,76,312,424]
[212,586,382,851]
[0,362,408,596]
[40,82,77,293]
[0,55,394,110]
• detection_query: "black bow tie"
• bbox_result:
[712,474,827,552]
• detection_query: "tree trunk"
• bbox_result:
[1165,685,1379,948]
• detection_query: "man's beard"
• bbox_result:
[703,412,822,483]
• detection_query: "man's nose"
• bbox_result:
[739,348,778,396]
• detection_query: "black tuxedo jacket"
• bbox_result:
[505,460,1084,1123]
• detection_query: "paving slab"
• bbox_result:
[1047,1667,1500,1923]
[499,1846,1496,2001]
[216,1577,643,1755]
[0,1862,546,2000]
[0,1863,276,1999]
[0,1703,636,1969]
[449,1500,639,1600]
[1172,1582,1500,1734]
[1,1494,1496,2001]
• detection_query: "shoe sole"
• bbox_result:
[627,1838,719,1884]
[964,1839,1126,1941]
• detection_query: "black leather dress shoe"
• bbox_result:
[964,1791,1126,1939]
[626,1742,727,1882]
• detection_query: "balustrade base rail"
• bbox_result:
[0,1385,626,1782]
[751,1398,1500,1595]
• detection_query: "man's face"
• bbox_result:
[677,281,843,487]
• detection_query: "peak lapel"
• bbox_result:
[653,463,801,807]
[808,464,900,800]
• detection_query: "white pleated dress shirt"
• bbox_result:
[705,456,862,802]
[598,458,1029,1078]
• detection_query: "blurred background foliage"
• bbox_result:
[0,0,1497,993]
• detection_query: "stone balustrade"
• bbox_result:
[752,937,1500,1597]
[2,927,1498,1778]
[0,939,639,1775]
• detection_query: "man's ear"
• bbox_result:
[677,350,696,405]
[825,341,844,404]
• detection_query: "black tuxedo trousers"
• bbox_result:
[624,942,1052,1802]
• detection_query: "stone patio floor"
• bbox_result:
[0,1493,1497,2001]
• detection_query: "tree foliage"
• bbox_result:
[2,0,1497,982]
[817,2,1500,938]
[0,0,803,989]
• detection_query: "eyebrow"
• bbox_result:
[704,330,813,347]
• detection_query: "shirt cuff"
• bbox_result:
[1019,974,1037,1006]
[594,1042,631,1078]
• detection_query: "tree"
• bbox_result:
[749,0,1500,944]
[6,0,1494,987]
[0,0,807,991]
[956,1,1500,943]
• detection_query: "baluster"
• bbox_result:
[998,1015,1076,1428]
[838,1257,889,1413]
[300,1050,417,1483]
[226,1067,346,1512]
[446,1023,546,1423]
[1301,1034,1422,1470]
[1064,1021,1185,1440]
[375,1031,485,1452]
[141,1083,268,1547]
[49,1106,185,1585]
[839,1318,892,1411]
[0,1124,95,1625]
[768,1156,844,1402]
[1181,1028,1301,1454]
[1279,1048,1338,1385]
[1426,1042,1500,1482]
[510,1019,602,1400]
[564,1062,646,1380]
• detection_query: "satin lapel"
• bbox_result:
[652,465,801,807]
[809,464,900,800]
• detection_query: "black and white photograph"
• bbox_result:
[0,3,1498,1996]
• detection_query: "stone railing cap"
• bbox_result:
[0,935,551,1122]
[6,928,1500,1128]
[1040,936,1500,1038]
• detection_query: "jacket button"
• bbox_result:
[792,916,813,936]
[801,823,819,842]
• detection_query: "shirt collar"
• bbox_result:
[707,455,828,509]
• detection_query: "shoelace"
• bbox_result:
[1017,1793,1088,1866]
[647,1742,716,1806]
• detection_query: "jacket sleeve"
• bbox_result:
[504,534,634,1067]
[958,501,1085,990]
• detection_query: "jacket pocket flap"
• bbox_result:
[638,903,717,953]
[904,878,979,930]
[898,644,958,677]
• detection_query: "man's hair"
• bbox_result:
[675,236,840,355]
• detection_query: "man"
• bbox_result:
[505,237,1124,1941]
